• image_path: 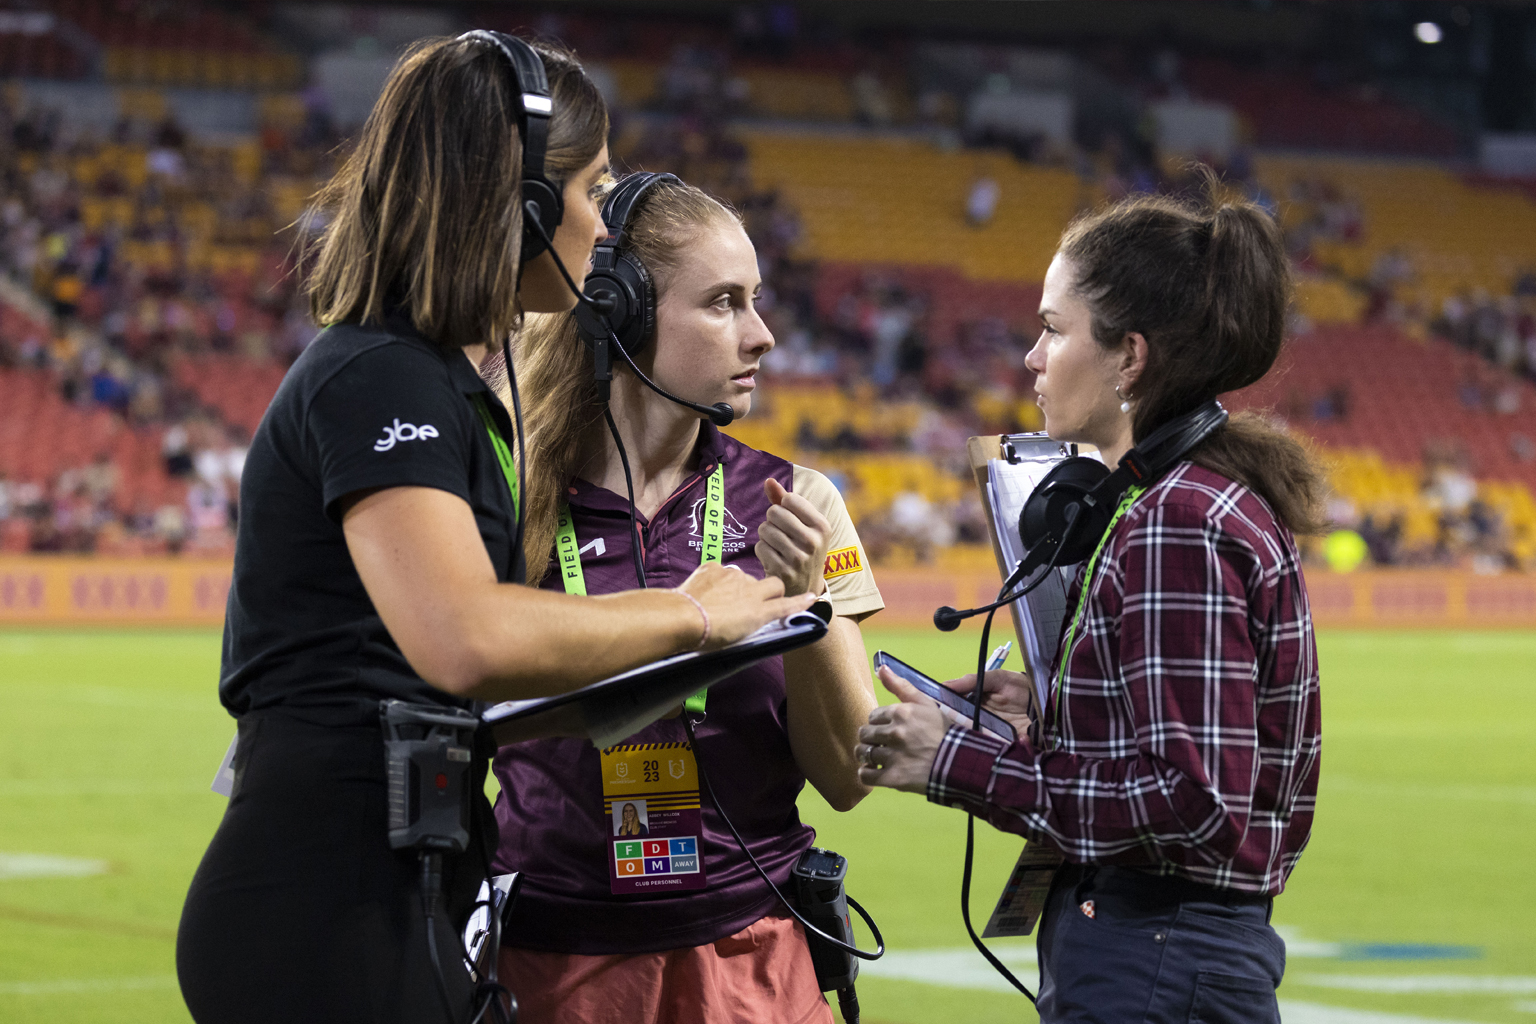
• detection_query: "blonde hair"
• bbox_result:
[305,36,608,349]
[516,179,740,583]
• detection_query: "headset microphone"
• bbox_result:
[933,503,1084,631]
[934,558,1032,632]
[520,204,735,427]
[607,329,736,427]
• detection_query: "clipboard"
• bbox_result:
[967,433,1095,739]
[482,603,830,750]
[968,433,1095,938]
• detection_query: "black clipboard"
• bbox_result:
[482,602,831,749]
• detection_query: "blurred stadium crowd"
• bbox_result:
[2,0,1536,571]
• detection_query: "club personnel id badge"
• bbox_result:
[600,741,707,895]
[982,841,1064,938]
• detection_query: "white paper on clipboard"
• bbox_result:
[984,434,1098,717]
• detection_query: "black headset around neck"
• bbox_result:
[934,399,1229,630]
[458,30,564,263]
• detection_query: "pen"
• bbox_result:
[985,641,1012,671]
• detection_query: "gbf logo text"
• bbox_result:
[374,419,440,452]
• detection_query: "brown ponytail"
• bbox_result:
[1058,171,1326,535]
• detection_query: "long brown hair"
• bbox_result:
[1058,174,1326,534]
[306,35,608,349]
[516,179,741,584]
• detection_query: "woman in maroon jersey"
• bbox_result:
[480,176,885,1023]
[858,178,1325,1024]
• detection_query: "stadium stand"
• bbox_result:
[3,2,1535,572]
[743,134,1086,281]
[0,11,92,81]
[1182,57,1464,159]
[56,0,303,90]
[1256,155,1536,316]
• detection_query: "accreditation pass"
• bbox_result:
[600,741,707,895]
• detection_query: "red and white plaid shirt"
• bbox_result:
[929,462,1321,895]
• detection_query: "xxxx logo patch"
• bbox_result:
[823,545,863,580]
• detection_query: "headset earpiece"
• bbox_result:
[519,180,564,263]
[573,172,681,357]
[1017,457,1115,567]
[458,30,564,263]
[574,248,655,355]
[1010,400,1230,582]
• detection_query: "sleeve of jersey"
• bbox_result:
[792,465,883,621]
[306,344,475,523]
[926,500,1262,870]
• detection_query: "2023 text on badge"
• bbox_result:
[601,741,707,894]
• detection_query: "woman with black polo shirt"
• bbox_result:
[175,35,811,1024]
[857,181,1324,1023]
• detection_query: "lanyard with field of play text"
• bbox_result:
[555,462,725,713]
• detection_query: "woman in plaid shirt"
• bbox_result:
[857,180,1325,1024]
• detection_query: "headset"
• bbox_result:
[572,172,672,359]
[458,30,562,264]
[935,399,1229,631]
[929,398,1229,1005]
[566,170,736,428]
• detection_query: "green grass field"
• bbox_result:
[2,627,1533,1023]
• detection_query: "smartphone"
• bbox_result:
[872,651,1016,743]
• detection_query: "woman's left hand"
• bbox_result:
[855,668,955,794]
[756,478,832,598]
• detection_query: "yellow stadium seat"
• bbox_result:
[1256,155,1536,309]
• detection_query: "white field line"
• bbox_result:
[0,975,177,996]
[1274,926,1344,958]
[1299,975,1536,995]
[0,853,109,880]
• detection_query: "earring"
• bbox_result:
[1116,386,1131,415]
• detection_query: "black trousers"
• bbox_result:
[1036,864,1285,1024]
[177,708,495,1024]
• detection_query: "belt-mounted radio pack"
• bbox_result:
[381,700,479,853]
[380,699,514,1024]
[789,847,862,1023]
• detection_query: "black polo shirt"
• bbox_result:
[219,316,525,722]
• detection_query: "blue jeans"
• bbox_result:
[1036,865,1285,1024]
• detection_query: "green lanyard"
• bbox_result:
[1051,485,1144,743]
[556,462,725,713]
[471,393,519,514]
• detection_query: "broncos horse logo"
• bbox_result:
[688,496,749,542]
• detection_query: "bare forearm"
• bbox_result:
[784,616,877,812]
[343,486,808,705]
[446,585,700,702]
